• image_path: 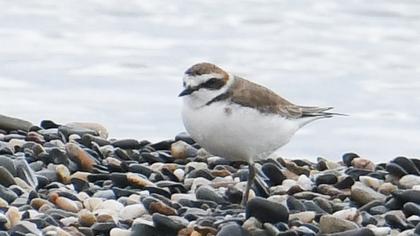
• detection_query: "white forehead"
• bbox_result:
[183,73,223,87]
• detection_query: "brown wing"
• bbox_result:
[226,77,338,119]
[229,77,303,118]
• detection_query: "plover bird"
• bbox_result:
[179,62,341,205]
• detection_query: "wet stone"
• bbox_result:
[392,156,420,176]
[130,223,157,236]
[0,142,13,155]
[0,114,33,132]
[403,202,420,217]
[393,190,420,204]
[287,196,306,213]
[351,158,375,171]
[0,155,16,176]
[351,182,386,205]
[322,228,375,236]
[246,197,289,224]
[261,162,286,186]
[224,186,242,204]
[91,222,117,234]
[0,185,18,203]
[384,214,411,231]
[315,174,338,186]
[58,125,98,141]
[217,223,249,236]
[319,215,359,234]
[10,221,42,236]
[342,153,359,167]
[196,185,227,204]
[386,163,408,178]
[111,139,141,149]
[345,168,372,181]
[152,213,186,235]
[369,205,388,215]
[174,132,195,145]
[399,175,420,189]
[0,166,16,187]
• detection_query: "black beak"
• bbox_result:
[178,87,196,97]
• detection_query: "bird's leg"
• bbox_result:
[242,162,255,206]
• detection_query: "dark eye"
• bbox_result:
[183,81,186,87]
[202,78,225,90]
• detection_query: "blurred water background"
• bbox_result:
[0,0,419,161]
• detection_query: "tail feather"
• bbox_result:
[299,106,347,118]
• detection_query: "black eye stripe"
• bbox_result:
[200,78,225,90]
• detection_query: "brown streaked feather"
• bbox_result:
[215,76,335,119]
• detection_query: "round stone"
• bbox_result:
[315,174,338,186]
[0,166,16,187]
[351,158,375,171]
[217,223,249,236]
[334,176,355,189]
[342,153,359,167]
[319,215,359,234]
[261,162,286,186]
[171,140,197,159]
[351,182,386,205]
[0,114,33,132]
[131,222,157,236]
[195,185,227,204]
[399,175,420,189]
[392,156,420,176]
[246,197,289,224]
[386,163,408,178]
[65,143,97,172]
[152,213,186,235]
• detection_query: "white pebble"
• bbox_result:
[119,204,147,220]
[173,168,185,181]
[297,175,313,190]
[110,228,131,236]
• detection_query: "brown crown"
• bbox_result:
[185,63,229,81]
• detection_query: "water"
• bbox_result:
[0,0,419,161]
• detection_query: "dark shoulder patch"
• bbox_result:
[205,91,231,106]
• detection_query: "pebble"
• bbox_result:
[171,140,197,159]
[152,213,187,235]
[319,215,359,234]
[399,174,420,189]
[289,211,316,223]
[351,158,375,171]
[10,221,42,236]
[0,114,33,132]
[0,166,16,187]
[262,162,286,186]
[246,197,289,224]
[65,143,97,172]
[350,182,386,205]
[195,185,227,204]
[77,209,96,227]
[0,115,417,235]
[110,228,131,236]
[359,176,382,190]
[119,204,147,220]
[316,174,338,185]
[217,223,249,236]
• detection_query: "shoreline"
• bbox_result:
[0,114,419,236]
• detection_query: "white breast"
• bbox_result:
[181,99,300,163]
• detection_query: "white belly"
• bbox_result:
[181,101,300,163]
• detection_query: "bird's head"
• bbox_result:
[179,63,233,104]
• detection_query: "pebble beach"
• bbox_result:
[0,113,419,236]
